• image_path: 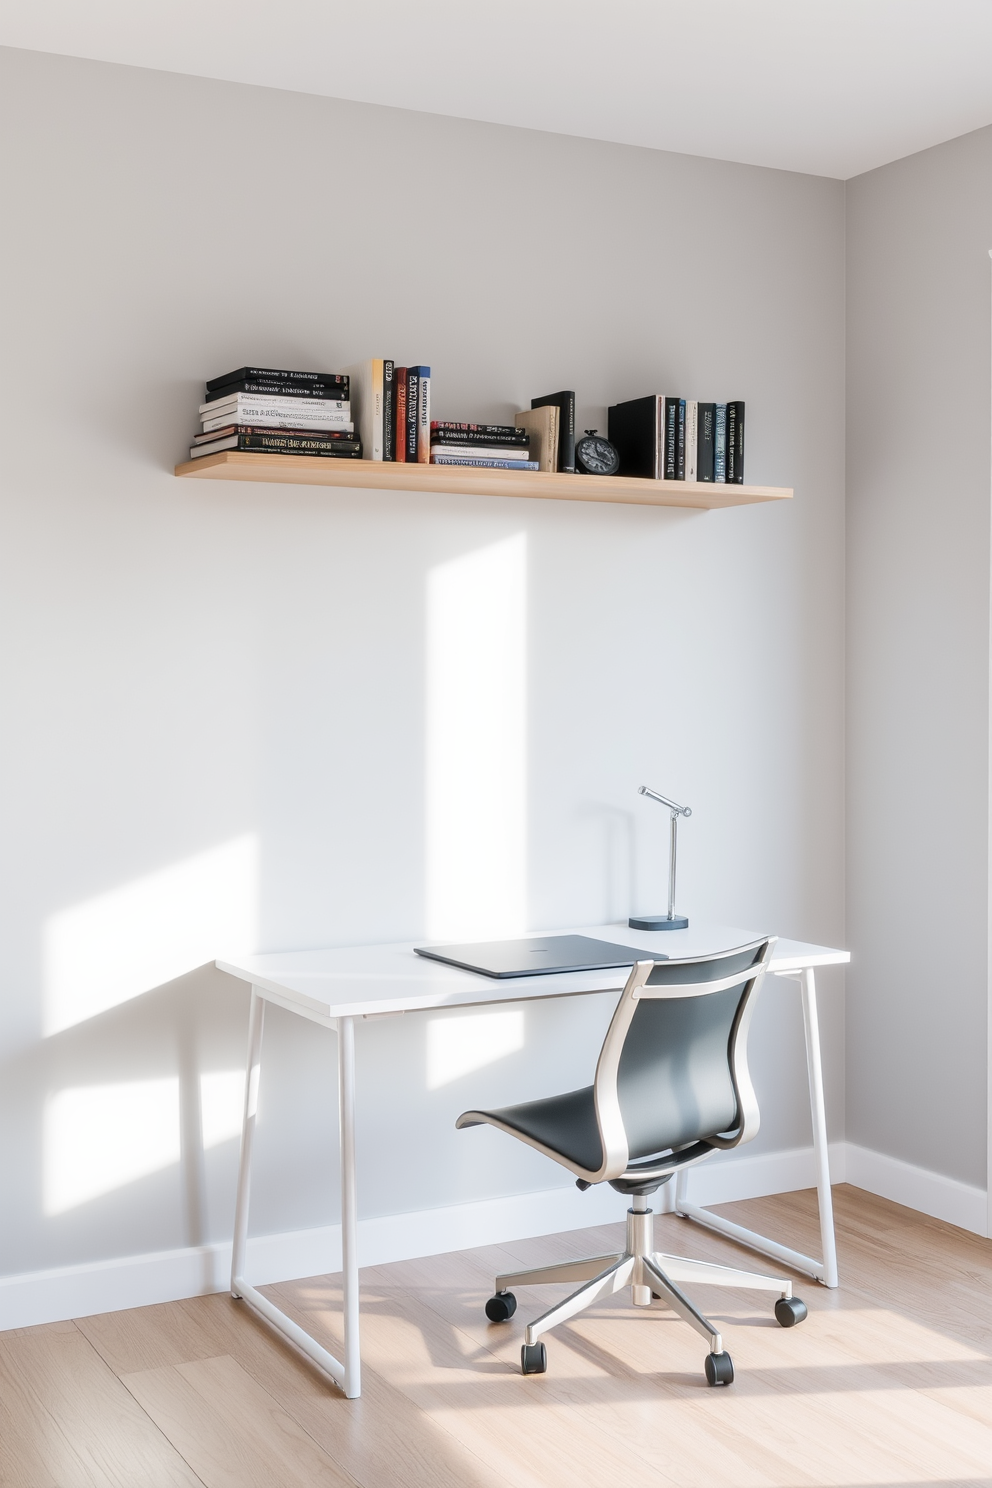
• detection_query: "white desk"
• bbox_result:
[217,922,848,1398]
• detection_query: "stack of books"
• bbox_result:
[608,396,745,483]
[189,366,361,460]
[430,423,538,470]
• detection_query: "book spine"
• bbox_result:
[382,360,394,461]
[714,404,727,482]
[193,423,359,444]
[560,393,575,473]
[206,368,348,393]
[697,403,715,482]
[205,380,349,403]
[430,444,530,461]
[431,428,532,443]
[663,399,678,480]
[371,359,384,461]
[676,399,686,479]
[727,401,744,483]
[684,400,698,481]
[406,366,430,462]
[430,455,540,469]
[403,369,418,460]
[394,369,407,461]
[193,434,363,457]
[431,422,525,439]
[236,433,361,452]
[201,410,353,433]
[416,367,431,463]
[200,394,349,415]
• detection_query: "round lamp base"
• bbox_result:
[628,914,689,932]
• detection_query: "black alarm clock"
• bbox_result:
[574,428,620,476]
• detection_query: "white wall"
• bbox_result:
[846,127,992,1193]
[0,47,846,1292]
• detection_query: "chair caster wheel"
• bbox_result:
[521,1341,547,1375]
[704,1350,734,1386]
[485,1291,517,1322]
[775,1295,808,1327]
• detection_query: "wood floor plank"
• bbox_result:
[83,1290,511,1488]
[122,1353,360,1488]
[0,1325,205,1487]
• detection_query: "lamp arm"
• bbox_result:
[638,785,691,817]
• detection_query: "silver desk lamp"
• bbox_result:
[628,785,691,931]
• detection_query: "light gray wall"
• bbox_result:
[0,47,846,1278]
[846,128,992,1187]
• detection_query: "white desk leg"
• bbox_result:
[801,967,839,1288]
[675,967,839,1288]
[231,987,265,1295]
[230,987,356,1392]
[338,1015,361,1399]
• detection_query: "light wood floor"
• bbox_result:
[2,1186,991,1487]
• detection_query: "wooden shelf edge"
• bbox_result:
[174,451,792,510]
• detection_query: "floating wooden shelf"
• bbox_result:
[174,451,792,510]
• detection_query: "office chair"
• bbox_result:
[456,938,807,1385]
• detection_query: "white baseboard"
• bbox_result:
[844,1142,987,1236]
[1,1140,986,1332]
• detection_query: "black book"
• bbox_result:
[531,391,575,473]
[206,366,348,394]
[726,401,745,484]
[405,368,420,461]
[607,395,660,478]
[676,399,686,480]
[697,403,715,482]
[191,431,363,458]
[205,379,351,404]
[430,426,529,447]
[192,422,358,445]
[663,398,679,480]
[382,360,395,462]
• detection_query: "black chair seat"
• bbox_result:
[464,1087,603,1172]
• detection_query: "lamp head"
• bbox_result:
[638,785,691,817]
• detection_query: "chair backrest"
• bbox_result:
[592,938,774,1184]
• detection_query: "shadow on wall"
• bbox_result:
[0,965,256,1275]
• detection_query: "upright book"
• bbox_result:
[344,359,386,461]
[714,404,727,482]
[607,395,660,479]
[726,401,745,484]
[382,360,395,462]
[683,400,698,482]
[531,390,575,473]
[393,367,407,461]
[696,403,715,482]
[514,406,558,471]
[415,366,431,463]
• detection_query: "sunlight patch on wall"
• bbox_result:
[44,1078,180,1215]
[426,534,527,941]
[426,1009,525,1090]
[200,1069,246,1150]
[42,834,259,1036]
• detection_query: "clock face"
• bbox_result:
[576,434,620,476]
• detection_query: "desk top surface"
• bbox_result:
[216,923,849,1023]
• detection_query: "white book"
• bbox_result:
[684,400,698,482]
[201,409,354,433]
[343,360,385,461]
[199,393,350,416]
[430,443,530,461]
